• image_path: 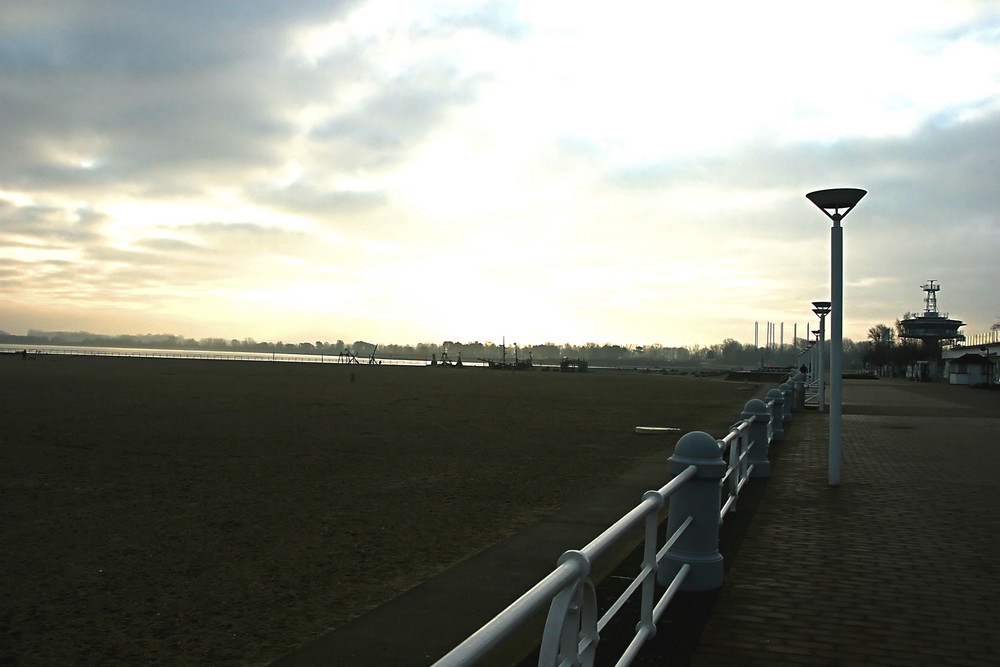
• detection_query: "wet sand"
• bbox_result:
[1,353,761,665]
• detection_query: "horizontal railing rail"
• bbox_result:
[433,378,799,666]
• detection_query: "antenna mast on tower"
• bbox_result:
[920,280,940,316]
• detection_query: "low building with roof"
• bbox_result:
[947,352,992,385]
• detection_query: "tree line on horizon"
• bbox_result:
[7,309,988,372]
[1,328,874,368]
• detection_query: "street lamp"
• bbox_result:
[812,329,821,402]
[812,301,831,414]
[807,188,866,487]
[800,340,814,374]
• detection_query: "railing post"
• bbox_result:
[639,490,664,640]
[792,371,806,411]
[779,382,793,423]
[658,431,726,591]
[725,429,740,500]
[742,399,771,478]
[766,389,785,443]
[538,551,598,667]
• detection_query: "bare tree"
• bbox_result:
[868,324,894,344]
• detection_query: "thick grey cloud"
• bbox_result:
[2,4,516,306]
[604,108,1000,240]
[0,199,104,246]
[596,107,1000,333]
[0,0,505,205]
[0,2,363,196]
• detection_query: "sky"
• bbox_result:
[1,0,999,348]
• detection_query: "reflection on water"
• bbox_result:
[0,344,485,367]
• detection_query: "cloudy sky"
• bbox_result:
[2,1,998,348]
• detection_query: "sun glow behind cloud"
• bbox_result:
[1,0,998,345]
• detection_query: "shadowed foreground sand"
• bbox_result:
[1,353,762,665]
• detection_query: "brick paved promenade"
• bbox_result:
[690,378,1000,666]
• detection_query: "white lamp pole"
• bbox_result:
[807,188,866,487]
[812,301,831,414]
[811,330,820,391]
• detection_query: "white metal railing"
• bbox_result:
[433,383,794,667]
[719,419,754,522]
[433,465,699,667]
[804,378,821,406]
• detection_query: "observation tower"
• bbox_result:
[898,280,966,345]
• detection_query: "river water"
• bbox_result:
[0,344,487,367]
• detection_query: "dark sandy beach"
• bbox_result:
[1,353,761,665]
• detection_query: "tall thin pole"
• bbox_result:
[830,222,844,486]
[807,187,865,488]
[812,337,818,381]
[817,318,826,414]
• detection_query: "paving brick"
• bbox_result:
[690,379,1000,666]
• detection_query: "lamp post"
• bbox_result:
[812,329,821,403]
[812,301,831,414]
[807,188,866,487]
[799,341,813,380]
